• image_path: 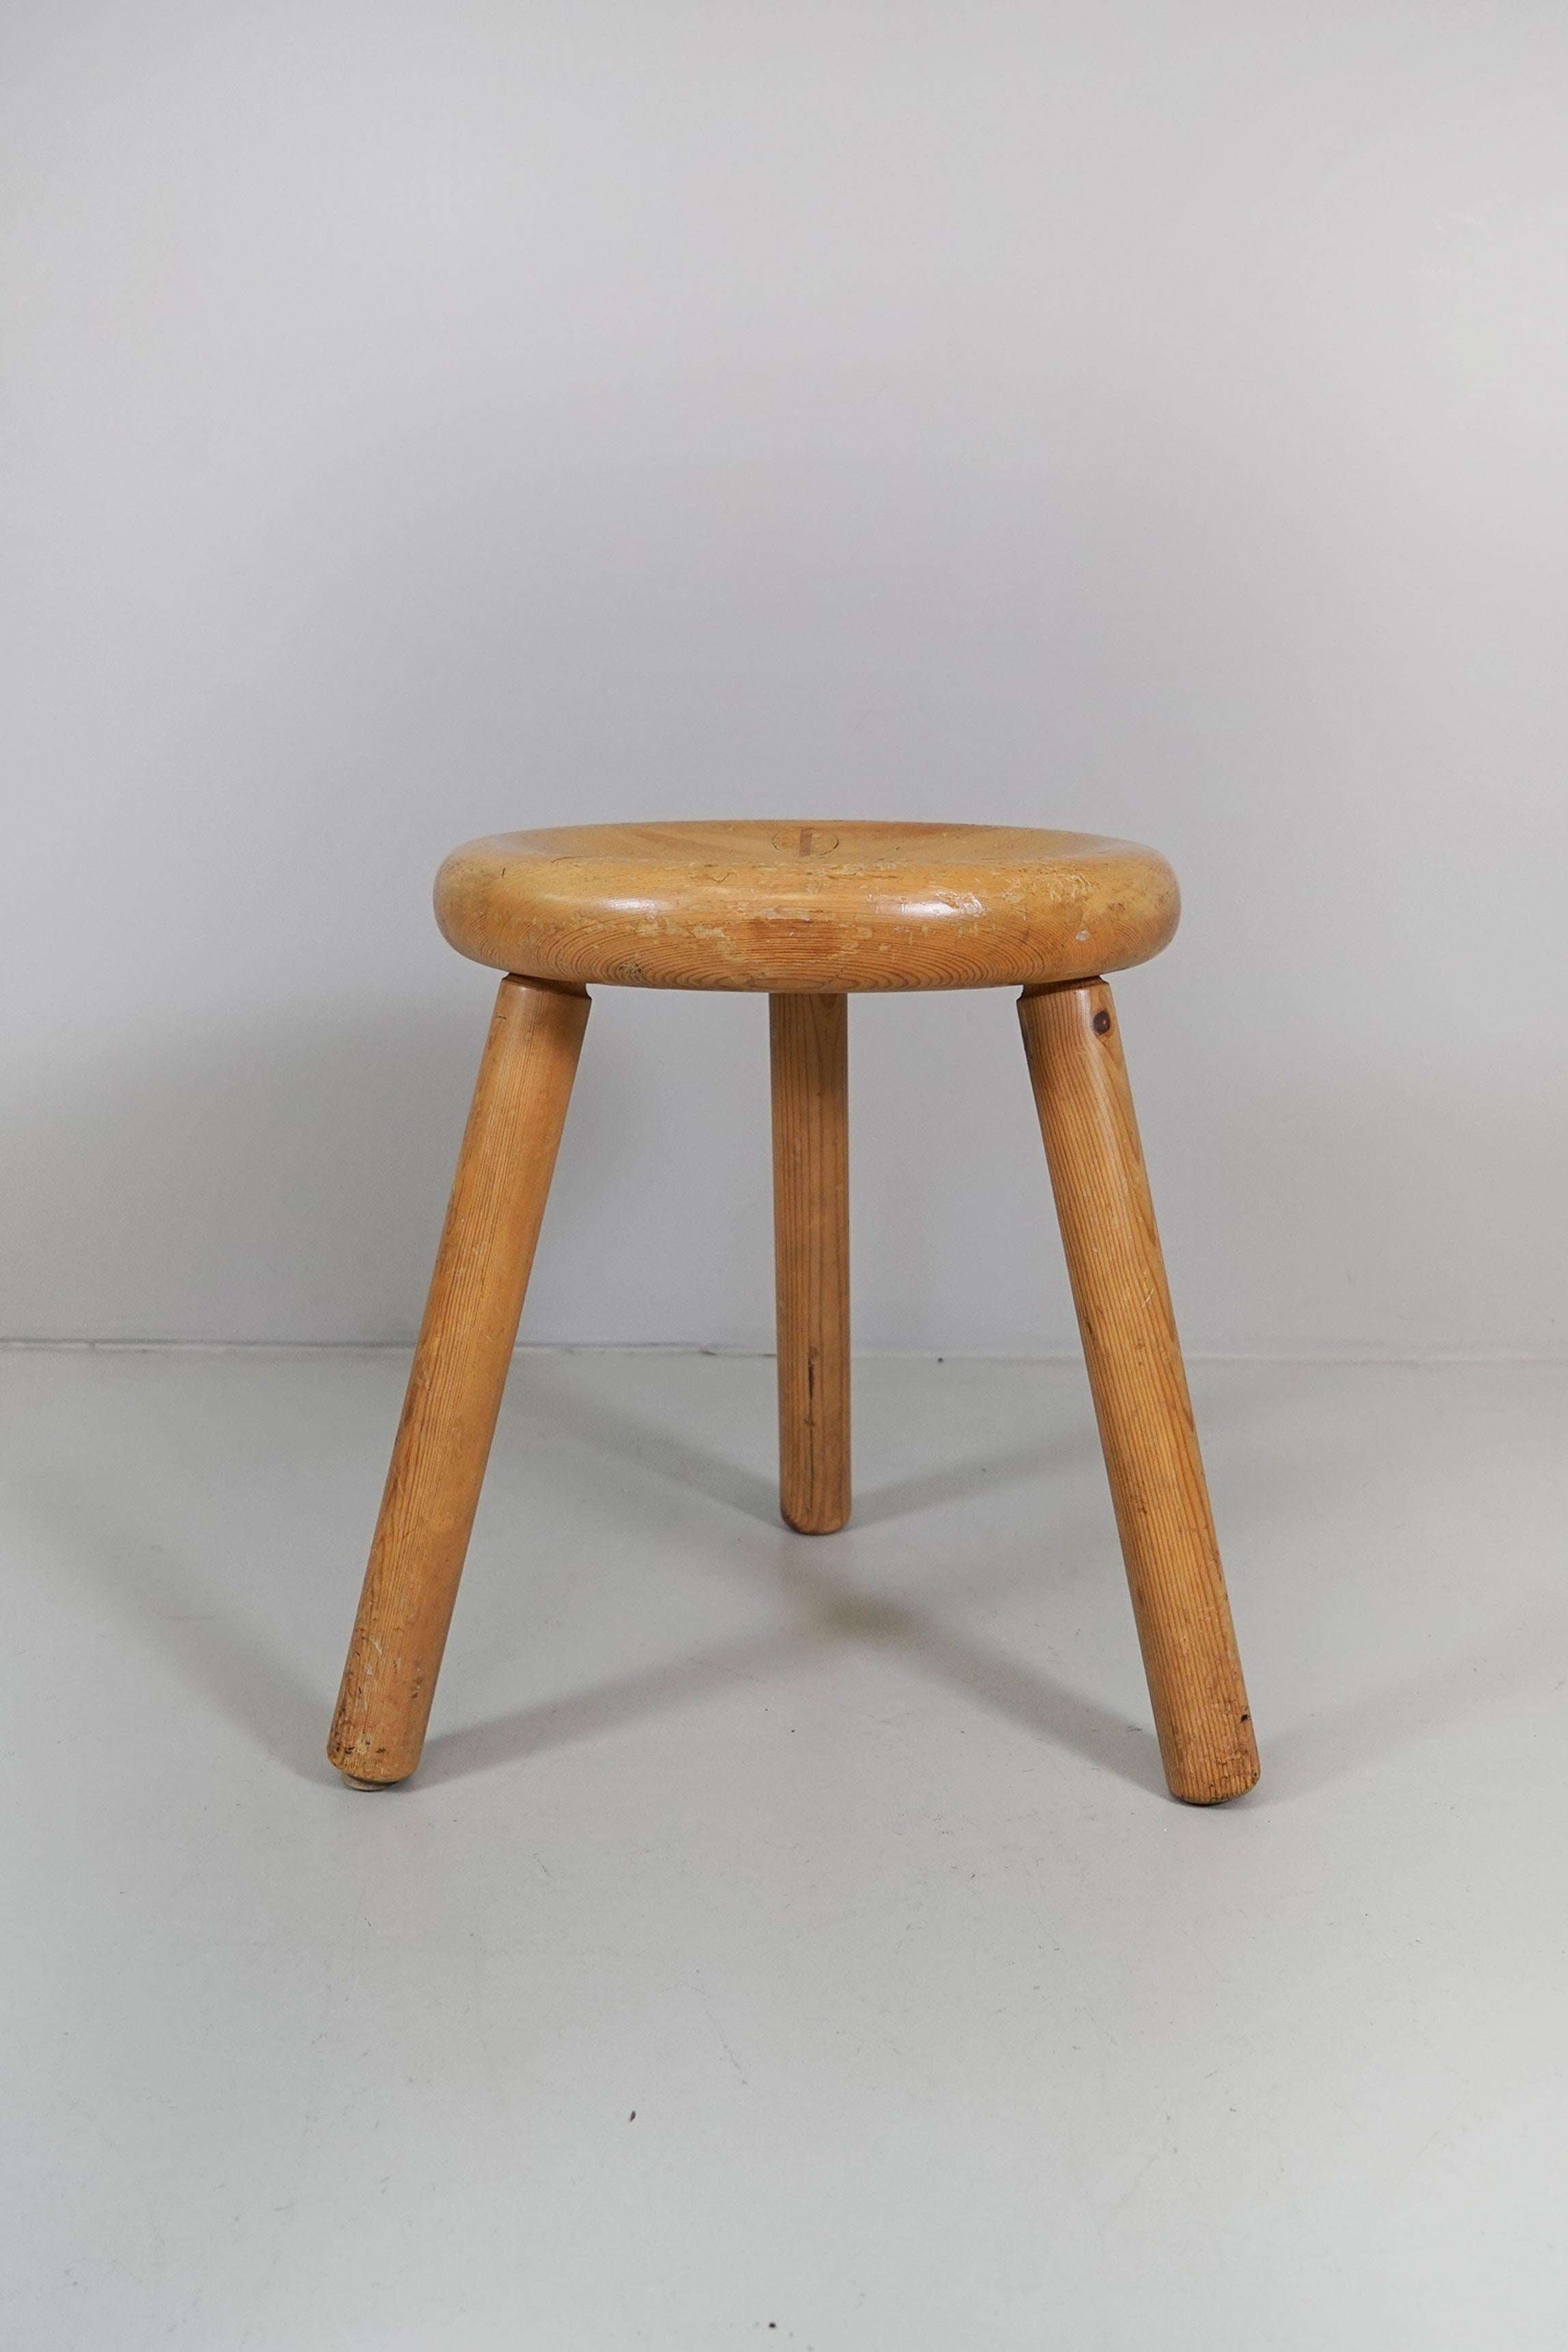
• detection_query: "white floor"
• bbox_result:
[3,1346,1567,2349]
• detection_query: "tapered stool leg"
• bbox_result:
[1018,978,1257,1803]
[328,974,590,1787]
[771,993,851,1534]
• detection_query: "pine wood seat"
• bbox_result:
[434,819,1180,992]
[330,818,1258,1809]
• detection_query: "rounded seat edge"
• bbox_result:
[432,821,1181,992]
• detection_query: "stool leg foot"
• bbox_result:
[771,993,851,1533]
[328,974,590,1788]
[1018,979,1258,1804]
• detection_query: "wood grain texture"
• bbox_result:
[328,974,590,1787]
[436,820,1179,993]
[771,993,851,1533]
[1017,978,1258,1804]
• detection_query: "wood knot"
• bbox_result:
[1092,1008,1113,1035]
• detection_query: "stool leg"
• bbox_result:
[771,993,851,1534]
[1017,978,1258,1803]
[328,974,590,1787]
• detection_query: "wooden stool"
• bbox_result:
[328,822,1257,1804]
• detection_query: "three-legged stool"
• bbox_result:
[329,822,1257,1804]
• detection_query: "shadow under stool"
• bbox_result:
[328,820,1258,1805]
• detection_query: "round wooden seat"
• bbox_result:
[434,819,1179,991]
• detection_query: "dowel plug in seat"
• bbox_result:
[329,821,1257,1806]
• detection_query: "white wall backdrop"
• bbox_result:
[4,1,1567,1352]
